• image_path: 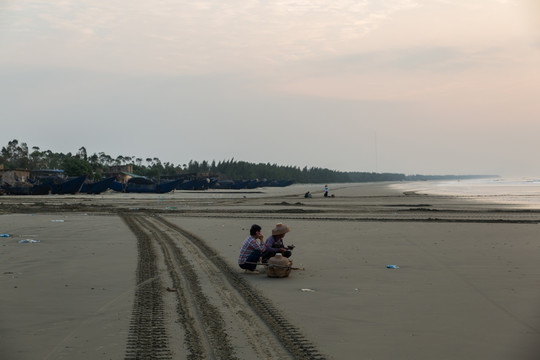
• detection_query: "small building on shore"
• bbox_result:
[102,164,134,179]
[0,169,31,185]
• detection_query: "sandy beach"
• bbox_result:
[1,182,540,359]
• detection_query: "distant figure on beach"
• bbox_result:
[304,191,312,198]
[262,223,294,263]
[324,184,329,197]
[238,224,265,274]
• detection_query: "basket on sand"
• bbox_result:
[266,253,292,278]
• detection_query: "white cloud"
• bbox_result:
[1,0,539,176]
[1,0,421,74]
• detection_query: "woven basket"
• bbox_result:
[266,253,292,278]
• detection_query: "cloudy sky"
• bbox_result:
[1,0,539,176]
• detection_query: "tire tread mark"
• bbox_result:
[121,214,172,360]
[155,216,327,360]
[137,215,239,360]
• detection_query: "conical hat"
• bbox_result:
[272,223,291,235]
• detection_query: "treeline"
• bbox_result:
[0,139,495,183]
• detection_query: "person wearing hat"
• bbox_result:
[238,224,266,274]
[261,223,294,263]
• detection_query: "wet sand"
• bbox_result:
[1,183,540,359]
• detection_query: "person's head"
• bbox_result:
[272,223,291,238]
[250,224,262,236]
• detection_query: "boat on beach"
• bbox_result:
[1,173,87,195]
[109,177,182,194]
[156,179,183,193]
[81,176,116,194]
[2,183,38,195]
[49,175,87,195]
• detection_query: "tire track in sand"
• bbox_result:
[153,215,326,360]
[121,214,172,360]
[121,213,326,360]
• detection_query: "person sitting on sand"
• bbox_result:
[304,191,312,198]
[262,223,294,263]
[238,224,266,274]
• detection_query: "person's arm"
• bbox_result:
[265,236,279,253]
[256,236,265,251]
[251,234,265,252]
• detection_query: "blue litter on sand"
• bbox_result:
[386,264,399,269]
[0,234,10,237]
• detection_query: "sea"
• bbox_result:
[389,177,540,210]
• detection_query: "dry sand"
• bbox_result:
[1,183,540,359]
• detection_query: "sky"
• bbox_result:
[1,0,539,177]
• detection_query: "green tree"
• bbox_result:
[77,146,88,161]
[62,156,92,177]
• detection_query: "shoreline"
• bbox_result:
[1,182,540,359]
[389,178,540,210]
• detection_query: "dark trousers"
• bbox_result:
[262,250,291,262]
[239,250,262,271]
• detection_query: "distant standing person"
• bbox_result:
[238,224,265,274]
[324,184,329,197]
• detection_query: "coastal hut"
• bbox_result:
[0,169,31,185]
